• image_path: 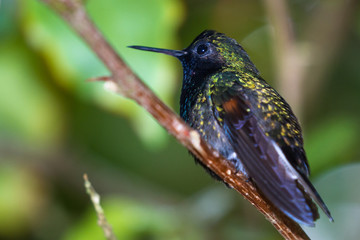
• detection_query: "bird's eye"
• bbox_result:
[196,44,208,55]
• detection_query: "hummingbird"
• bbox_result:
[129,30,333,226]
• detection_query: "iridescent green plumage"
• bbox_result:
[129,30,333,227]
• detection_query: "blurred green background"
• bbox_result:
[1,0,360,239]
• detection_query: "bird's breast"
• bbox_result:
[181,91,246,173]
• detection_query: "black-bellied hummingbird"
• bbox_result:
[129,30,333,226]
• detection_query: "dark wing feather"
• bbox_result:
[216,95,320,226]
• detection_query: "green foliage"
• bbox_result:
[305,116,359,174]
[0,162,48,237]
[305,163,360,239]
[19,0,184,147]
[0,40,64,148]
[64,197,204,240]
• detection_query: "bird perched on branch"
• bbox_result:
[129,30,333,227]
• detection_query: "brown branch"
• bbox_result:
[263,0,359,119]
[302,0,359,113]
[39,0,309,239]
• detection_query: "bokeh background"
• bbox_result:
[1,0,360,239]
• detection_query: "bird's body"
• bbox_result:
[129,30,333,227]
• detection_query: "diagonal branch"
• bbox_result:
[39,0,309,239]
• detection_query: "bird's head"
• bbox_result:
[129,30,259,77]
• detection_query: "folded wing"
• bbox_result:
[215,94,320,226]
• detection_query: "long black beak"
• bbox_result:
[128,45,187,58]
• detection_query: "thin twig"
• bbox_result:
[39,0,310,239]
[84,174,117,240]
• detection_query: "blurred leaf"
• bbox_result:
[0,0,17,38]
[0,162,48,237]
[0,40,64,148]
[304,163,360,240]
[242,26,273,82]
[64,196,204,240]
[305,116,359,174]
[187,186,236,224]
[356,11,360,39]
[19,0,184,148]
